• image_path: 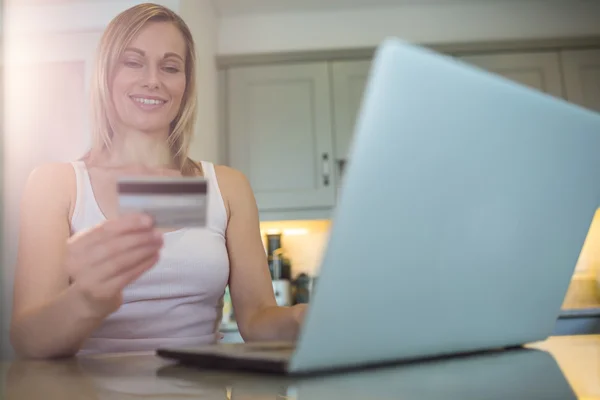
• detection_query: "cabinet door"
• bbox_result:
[458,52,565,98]
[330,60,372,167]
[561,49,600,277]
[560,49,600,113]
[227,63,336,211]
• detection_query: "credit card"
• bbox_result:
[117,177,208,228]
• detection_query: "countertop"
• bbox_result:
[2,335,599,399]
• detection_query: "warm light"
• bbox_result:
[282,228,309,236]
[261,228,309,237]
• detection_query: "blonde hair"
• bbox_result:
[88,3,199,174]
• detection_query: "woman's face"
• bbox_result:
[110,21,187,137]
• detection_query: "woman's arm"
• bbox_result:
[10,163,106,358]
[218,166,306,342]
[10,164,161,359]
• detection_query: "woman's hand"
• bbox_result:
[65,213,163,318]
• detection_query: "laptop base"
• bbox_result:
[156,343,525,377]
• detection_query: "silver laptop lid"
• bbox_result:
[290,38,600,373]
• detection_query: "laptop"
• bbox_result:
[157,38,600,375]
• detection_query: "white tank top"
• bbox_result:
[69,161,230,355]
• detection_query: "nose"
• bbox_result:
[142,65,160,90]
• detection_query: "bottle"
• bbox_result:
[266,233,292,280]
[292,273,312,304]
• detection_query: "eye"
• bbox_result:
[124,60,142,68]
[163,65,181,74]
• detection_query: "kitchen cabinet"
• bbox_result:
[329,52,568,161]
[330,60,372,165]
[227,63,337,211]
[560,49,600,113]
[556,49,600,278]
[226,60,370,212]
[328,52,566,184]
[457,52,565,98]
[224,47,600,217]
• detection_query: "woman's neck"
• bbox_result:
[104,130,175,170]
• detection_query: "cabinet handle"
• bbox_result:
[337,159,346,178]
[322,153,330,186]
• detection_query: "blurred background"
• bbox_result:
[1,0,600,355]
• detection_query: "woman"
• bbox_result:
[10,3,307,359]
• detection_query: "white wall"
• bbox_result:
[1,28,103,359]
[179,0,221,164]
[218,0,600,55]
[6,0,180,35]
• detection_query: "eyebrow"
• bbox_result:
[123,47,185,62]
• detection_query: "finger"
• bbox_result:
[94,242,162,282]
[109,252,159,290]
[84,229,163,267]
[103,213,155,235]
[72,252,158,313]
[71,213,154,249]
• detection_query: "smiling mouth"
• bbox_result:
[131,96,167,106]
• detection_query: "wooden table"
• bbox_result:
[2,335,599,399]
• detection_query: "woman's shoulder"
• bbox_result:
[189,159,248,185]
[27,162,76,187]
[211,164,256,208]
[21,162,77,215]
[205,163,251,192]
[194,160,255,203]
[188,160,259,224]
